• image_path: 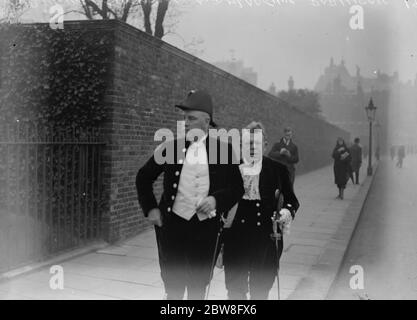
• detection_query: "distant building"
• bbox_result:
[270,76,294,95]
[288,76,294,91]
[315,58,400,94]
[268,82,277,96]
[314,57,417,152]
[213,59,258,86]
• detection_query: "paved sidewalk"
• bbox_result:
[0,164,372,300]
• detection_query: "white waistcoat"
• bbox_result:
[172,139,210,221]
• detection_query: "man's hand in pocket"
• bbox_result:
[148,208,163,227]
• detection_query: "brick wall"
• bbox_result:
[100,20,349,242]
[6,20,350,243]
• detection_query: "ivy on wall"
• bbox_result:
[0,23,112,128]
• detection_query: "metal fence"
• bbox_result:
[0,122,105,272]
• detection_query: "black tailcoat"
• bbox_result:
[136,136,244,298]
[223,156,300,299]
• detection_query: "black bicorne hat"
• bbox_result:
[175,89,217,127]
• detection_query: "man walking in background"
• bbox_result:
[349,137,362,185]
[397,145,406,168]
[268,126,299,186]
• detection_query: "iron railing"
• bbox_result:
[0,122,104,272]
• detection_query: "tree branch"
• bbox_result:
[64,9,90,17]
[85,0,106,19]
[154,0,169,38]
[79,0,93,19]
[102,0,108,18]
[121,0,134,22]
[140,0,153,35]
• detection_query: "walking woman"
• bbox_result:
[222,122,300,300]
[332,137,351,200]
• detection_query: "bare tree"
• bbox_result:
[77,0,172,39]
[140,0,152,34]
[0,0,31,23]
[154,0,169,38]
[78,0,138,22]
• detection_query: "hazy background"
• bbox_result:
[8,0,417,145]
[162,0,417,91]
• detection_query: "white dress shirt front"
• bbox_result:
[239,157,262,200]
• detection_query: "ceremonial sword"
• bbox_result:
[205,211,223,300]
[271,189,284,300]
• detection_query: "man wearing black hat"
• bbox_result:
[136,90,244,300]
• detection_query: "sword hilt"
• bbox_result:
[270,189,284,241]
[271,214,282,241]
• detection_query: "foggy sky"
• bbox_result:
[164,0,417,91]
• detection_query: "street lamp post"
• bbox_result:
[375,121,381,161]
[365,98,377,176]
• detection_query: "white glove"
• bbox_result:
[278,208,292,235]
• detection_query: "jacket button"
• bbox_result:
[173,183,177,188]
[182,148,187,153]
[167,207,171,212]
[171,195,175,200]
[175,171,180,176]
[257,212,261,217]
[241,219,245,223]
[257,222,261,226]
[256,203,260,207]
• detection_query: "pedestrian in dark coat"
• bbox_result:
[390,145,396,161]
[332,137,351,200]
[136,90,244,300]
[222,122,300,300]
[396,145,405,168]
[349,137,362,185]
[268,126,299,186]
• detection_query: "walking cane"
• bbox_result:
[205,213,224,300]
[271,189,284,300]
